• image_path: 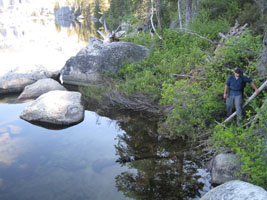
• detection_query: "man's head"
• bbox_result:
[234,67,241,77]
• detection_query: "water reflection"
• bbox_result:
[113,114,211,200]
[0,102,129,200]
[0,3,85,78]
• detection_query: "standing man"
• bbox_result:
[223,67,259,124]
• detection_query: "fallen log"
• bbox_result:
[223,79,267,123]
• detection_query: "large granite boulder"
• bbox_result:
[200,180,267,200]
[18,78,66,100]
[60,42,150,86]
[210,153,241,185]
[20,90,84,129]
[0,66,51,94]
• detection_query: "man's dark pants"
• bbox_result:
[226,95,243,124]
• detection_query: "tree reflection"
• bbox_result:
[115,115,205,200]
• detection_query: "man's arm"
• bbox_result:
[224,85,229,99]
[251,82,259,94]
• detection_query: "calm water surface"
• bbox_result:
[0,1,211,199]
[0,100,131,200]
[0,97,211,200]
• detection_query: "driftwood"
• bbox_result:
[223,79,267,123]
[97,19,125,43]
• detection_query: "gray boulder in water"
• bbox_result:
[59,42,150,86]
[0,66,51,94]
[20,90,84,128]
[18,78,66,100]
[200,180,267,200]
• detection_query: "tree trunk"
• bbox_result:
[155,0,162,30]
[177,0,182,29]
[185,0,193,26]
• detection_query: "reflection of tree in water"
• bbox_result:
[63,0,107,42]
[62,0,136,42]
[115,115,205,200]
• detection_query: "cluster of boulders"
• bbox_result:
[0,41,149,129]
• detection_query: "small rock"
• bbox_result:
[18,78,66,100]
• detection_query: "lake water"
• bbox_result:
[0,99,130,200]
[0,1,211,199]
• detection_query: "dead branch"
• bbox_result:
[175,25,259,55]
[215,120,228,128]
[241,99,267,127]
[171,73,207,80]
[150,0,163,40]
[97,18,124,43]
[177,0,182,29]
[215,20,248,52]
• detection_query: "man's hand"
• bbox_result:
[255,88,259,95]
[224,85,229,99]
[251,82,259,95]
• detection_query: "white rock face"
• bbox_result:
[20,90,84,128]
[200,180,267,200]
[18,78,66,99]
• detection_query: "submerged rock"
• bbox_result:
[60,42,150,86]
[20,90,84,128]
[200,180,267,200]
[18,78,66,100]
[0,66,51,94]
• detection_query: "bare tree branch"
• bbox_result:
[177,0,182,29]
[171,73,207,80]
[150,0,163,40]
[241,99,267,127]
[174,28,260,55]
